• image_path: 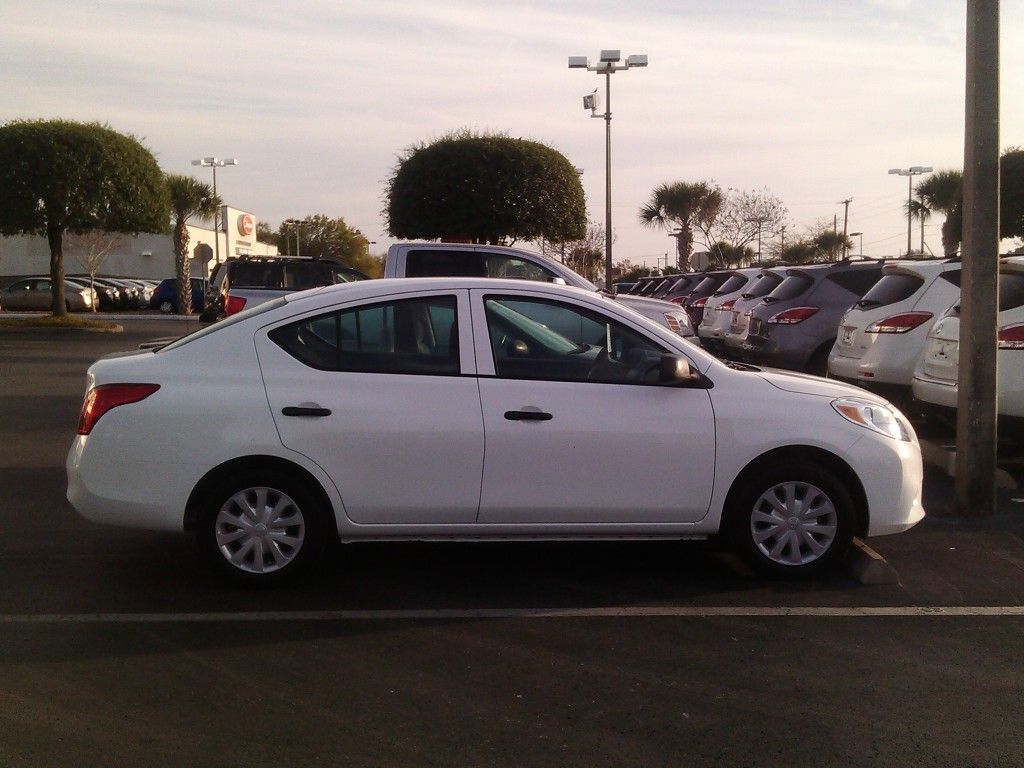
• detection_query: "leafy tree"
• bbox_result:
[696,187,788,257]
[916,169,963,256]
[811,230,853,262]
[612,259,654,283]
[255,220,278,245]
[277,214,368,260]
[638,181,722,270]
[538,220,609,284]
[64,231,124,311]
[708,241,756,268]
[167,174,219,315]
[386,130,586,244]
[904,195,932,255]
[778,240,819,265]
[0,119,168,315]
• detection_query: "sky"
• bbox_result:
[2,0,1022,265]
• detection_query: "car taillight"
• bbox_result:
[669,295,687,304]
[767,306,819,324]
[718,299,736,311]
[998,323,1024,350]
[225,294,247,316]
[865,311,933,334]
[692,296,708,308]
[78,384,160,435]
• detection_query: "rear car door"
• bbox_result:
[470,289,716,524]
[256,289,484,525]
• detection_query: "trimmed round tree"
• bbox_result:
[386,132,586,244]
[0,119,168,315]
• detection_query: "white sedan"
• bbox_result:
[67,278,925,584]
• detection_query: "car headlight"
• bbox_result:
[832,397,912,442]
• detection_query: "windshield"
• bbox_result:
[766,274,813,302]
[713,274,748,296]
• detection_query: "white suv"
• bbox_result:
[828,260,961,395]
[697,268,763,354]
[912,257,1024,420]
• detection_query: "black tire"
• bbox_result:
[727,461,855,578]
[159,299,175,314]
[197,469,331,586]
[806,341,834,377]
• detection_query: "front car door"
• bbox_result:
[256,289,484,525]
[470,289,716,525]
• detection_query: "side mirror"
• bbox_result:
[659,354,700,385]
[550,277,567,286]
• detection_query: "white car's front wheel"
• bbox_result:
[198,471,328,585]
[729,462,855,577]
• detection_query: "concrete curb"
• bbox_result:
[843,538,900,585]
[919,437,1017,490]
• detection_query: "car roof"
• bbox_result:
[284,277,605,307]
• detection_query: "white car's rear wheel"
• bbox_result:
[199,470,328,585]
[730,462,855,577]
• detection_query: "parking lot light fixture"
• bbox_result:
[569,49,648,291]
[191,157,238,273]
[888,166,932,255]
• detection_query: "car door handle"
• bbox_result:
[504,410,553,422]
[282,406,332,417]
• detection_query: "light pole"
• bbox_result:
[191,157,238,276]
[569,50,648,291]
[849,232,863,257]
[745,216,769,264]
[888,166,931,255]
[282,218,302,257]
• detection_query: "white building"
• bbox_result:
[0,205,277,281]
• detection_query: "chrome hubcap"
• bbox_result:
[215,487,305,574]
[750,481,838,566]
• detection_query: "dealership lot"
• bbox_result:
[2,321,1024,767]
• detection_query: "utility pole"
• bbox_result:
[956,0,1000,516]
[779,225,786,262]
[838,198,853,258]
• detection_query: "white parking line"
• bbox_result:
[1,606,1023,623]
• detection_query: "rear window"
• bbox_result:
[713,274,749,296]
[766,274,812,301]
[230,261,285,288]
[741,272,783,299]
[652,277,685,297]
[690,275,725,296]
[407,250,486,277]
[939,269,962,288]
[856,273,925,309]
[827,267,884,296]
[1000,273,1024,311]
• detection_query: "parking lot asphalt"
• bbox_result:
[1,321,1023,767]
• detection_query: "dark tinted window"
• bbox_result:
[939,269,962,288]
[714,274,749,296]
[999,273,1024,311]
[230,262,285,288]
[741,272,783,299]
[407,250,486,277]
[827,267,884,296]
[269,296,459,375]
[856,273,925,308]
[766,274,813,301]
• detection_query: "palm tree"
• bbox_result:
[904,195,931,255]
[638,181,722,270]
[811,231,852,262]
[166,174,220,315]
[916,170,962,256]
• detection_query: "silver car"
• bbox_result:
[1,277,95,311]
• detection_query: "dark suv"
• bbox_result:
[202,256,368,321]
[740,261,884,374]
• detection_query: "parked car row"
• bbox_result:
[0,274,215,314]
[639,255,1024,426]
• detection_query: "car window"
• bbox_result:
[270,295,460,375]
[827,268,883,296]
[856,273,925,308]
[938,269,962,288]
[999,273,1024,311]
[484,254,556,281]
[231,261,285,288]
[691,275,725,295]
[713,274,748,296]
[407,249,487,278]
[7,280,32,292]
[742,272,783,299]
[767,274,813,301]
[484,296,668,384]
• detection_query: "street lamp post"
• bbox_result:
[569,50,647,291]
[888,166,932,255]
[191,157,238,277]
[849,232,863,257]
[282,219,302,257]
